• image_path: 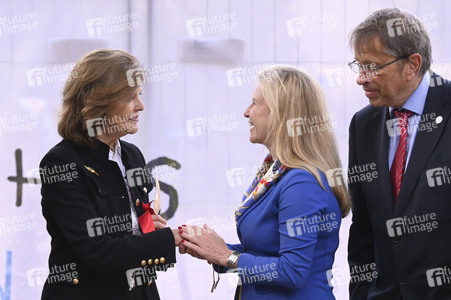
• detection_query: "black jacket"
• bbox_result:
[348,73,451,299]
[40,139,176,300]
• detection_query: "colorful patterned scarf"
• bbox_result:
[235,154,289,222]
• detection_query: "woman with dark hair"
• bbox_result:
[40,49,181,300]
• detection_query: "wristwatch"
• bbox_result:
[226,251,241,269]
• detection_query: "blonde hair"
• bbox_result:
[259,65,350,217]
[58,48,141,147]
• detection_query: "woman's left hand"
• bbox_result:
[179,224,232,266]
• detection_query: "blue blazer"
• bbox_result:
[226,168,342,299]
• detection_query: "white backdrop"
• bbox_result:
[1,0,450,299]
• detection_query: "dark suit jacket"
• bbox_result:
[40,139,176,300]
[348,73,451,299]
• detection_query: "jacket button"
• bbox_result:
[143,187,148,193]
[141,260,146,266]
[399,277,406,285]
[154,258,159,265]
[73,278,79,285]
[160,257,165,264]
[135,199,140,207]
[393,237,400,244]
[148,259,153,265]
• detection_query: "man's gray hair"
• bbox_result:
[349,8,432,75]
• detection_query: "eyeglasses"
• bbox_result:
[348,55,410,73]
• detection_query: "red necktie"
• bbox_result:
[390,109,414,204]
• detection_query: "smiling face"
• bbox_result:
[355,37,414,108]
[105,87,144,139]
[243,85,272,146]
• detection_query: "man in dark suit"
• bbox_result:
[347,8,451,300]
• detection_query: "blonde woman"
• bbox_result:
[179,65,350,299]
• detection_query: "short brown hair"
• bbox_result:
[58,49,141,147]
[349,8,432,75]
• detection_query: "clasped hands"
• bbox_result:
[175,224,233,267]
[155,214,231,267]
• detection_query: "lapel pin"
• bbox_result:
[435,116,443,124]
[84,165,99,176]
